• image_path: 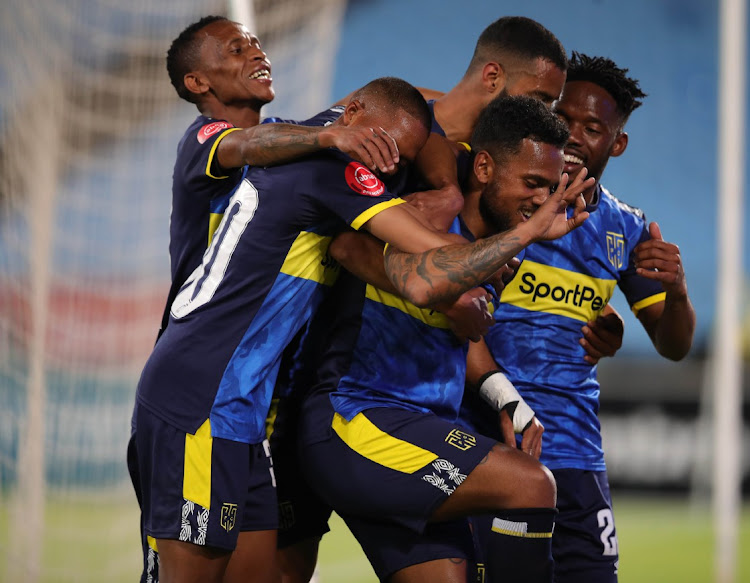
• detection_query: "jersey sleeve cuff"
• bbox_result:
[350,198,406,231]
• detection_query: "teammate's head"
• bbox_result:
[167,15,274,110]
[468,95,570,235]
[464,16,568,107]
[554,52,646,196]
[342,77,432,174]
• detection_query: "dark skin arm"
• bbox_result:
[465,339,544,459]
[633,221,695,360]
[216,122,400,175]
[374,171,592,308]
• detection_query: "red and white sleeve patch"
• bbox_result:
[197,121,234,144]
[344,162,385,197]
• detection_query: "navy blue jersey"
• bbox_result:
[137,150,405,445]
[160,108,346,337]
[482,185,664,470]
[169,116,244,309]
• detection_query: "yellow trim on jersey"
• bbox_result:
[265,397,280,441]
[208,213,223,246]
[279,231,339,285]
[351,198,406,230]
[146,536,158,552]
[631,292,666,316]
[332,412,438,473]
[365,284,451,329]
[457,141,471,152]
[205,128,242,179]
[183,419,212,510]
[500,260,616,322]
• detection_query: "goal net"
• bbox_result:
[0,0,346,580]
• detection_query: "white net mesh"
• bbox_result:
[0,0,346,580]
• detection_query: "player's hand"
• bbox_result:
[403,186,464,232]
[522,168,595,243]
[486,257,521,295]
[581,309,624,365]
[319,125,399,175]
[633,222,688,298]
[499,409,544,459]
[440,287,494,343]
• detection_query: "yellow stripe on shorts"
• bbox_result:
[332,412,438,474]
[183,419,212,510]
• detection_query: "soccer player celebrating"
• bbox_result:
[297,95,592,583]
[465,53,695,582]
[130,79,591,583]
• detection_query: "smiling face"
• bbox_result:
[193,19,274,109]
[554,80,628,200]
[478,138,564,234]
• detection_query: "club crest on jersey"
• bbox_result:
[345,162,385,197]
[220,503,237,532]
[197,121,233,144]
[606,232,625,269]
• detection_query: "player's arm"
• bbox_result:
[580,303,625,365]
[215,122,400,175]
[367,170,592,308]
[403,133,465,232]
[330,211,495,341]
[632,221,695,360]
[466,339,543,459]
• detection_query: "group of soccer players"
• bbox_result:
[127,13,695,583]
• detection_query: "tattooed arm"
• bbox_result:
[364,172,592,307]
[216,122,399,174]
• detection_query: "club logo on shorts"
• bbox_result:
[606,232,625,269]
[197,121,233,144]
[220,502,238,532]
[445,428,477,451]
[345,162,385,197]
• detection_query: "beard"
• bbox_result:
[478,181,514,234]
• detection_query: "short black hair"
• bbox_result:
[566,51,647,121]
[468,16,568,74]
[166,15,229,104]
[471,94,570,164]
[352,77,432,131]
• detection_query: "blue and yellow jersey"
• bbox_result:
[161,108,345,337]
[136,150,405,445]
[328,217,480,423]
[482,185,665,471]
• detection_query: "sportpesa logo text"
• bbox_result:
[517,272,607,311]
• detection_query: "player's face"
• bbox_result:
[372,110,430,176]
[197,20,274,107]
[479,138,564,234]
[554,80,623,184]
[505,58,566,108]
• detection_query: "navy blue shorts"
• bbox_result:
[269,396,332,548]
[551,468,619,583]
[299,390,496,534]
[132,404,278,553]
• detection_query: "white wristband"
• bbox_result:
[478,371,536,433]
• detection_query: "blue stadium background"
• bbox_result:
[333,0,749,357]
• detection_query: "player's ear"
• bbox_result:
[482,62,504,95]
[184,72,211,97]
[473,151,494,184]
[342,99,364,125]
[610,131,628,158]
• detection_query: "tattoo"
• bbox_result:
[242,124,324,167]
[384,230,525,306]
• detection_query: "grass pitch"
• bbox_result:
[0,493,747,582]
